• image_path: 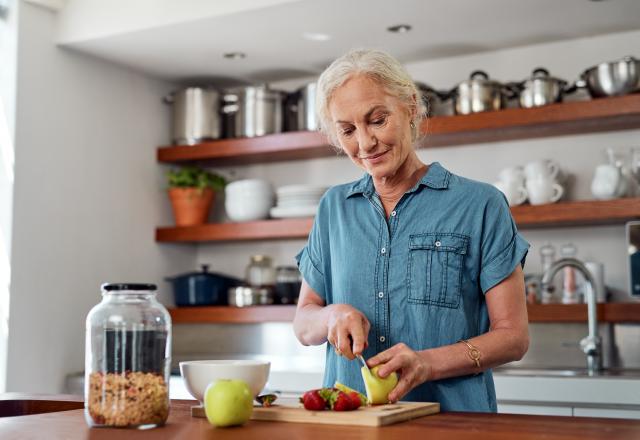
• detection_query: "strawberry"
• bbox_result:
[300,389,332,411]
[330,390,359,411]
[347,391,366,409]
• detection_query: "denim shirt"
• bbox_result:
[296,162,529,412]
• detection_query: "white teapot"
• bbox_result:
[591,164,626,200]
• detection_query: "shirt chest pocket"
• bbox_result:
[407,233,469,308]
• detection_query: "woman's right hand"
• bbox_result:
[326,304,370,360]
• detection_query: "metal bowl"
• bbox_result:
[228,286,274,307]
[580,56,640,97]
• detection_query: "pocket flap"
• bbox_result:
[409,233,469,254]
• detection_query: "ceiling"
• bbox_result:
[59,0,640,86]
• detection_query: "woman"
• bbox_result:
[293,49,530,412]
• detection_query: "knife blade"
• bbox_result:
[356,354,370,373]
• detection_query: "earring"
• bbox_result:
[410,121,415,129]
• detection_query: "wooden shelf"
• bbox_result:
[157,94,640,166]
[527,303,640,323]
[168,303,640,324]
[156,218,314,242]
[511,198,640,229]
[156,198,640,242]
[169,305,296,324]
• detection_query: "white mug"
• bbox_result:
[498,166,526,186]
[526,178,564,205]
[524,159,560,181]
[493,181,527,206]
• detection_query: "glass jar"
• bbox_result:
[245,255,276,287]
[85,283,171,429]
[275,266,302,304]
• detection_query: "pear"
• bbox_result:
[361,365,398,404]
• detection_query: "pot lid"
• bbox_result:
[458,70,503,87]
[166,264,215,280]
[525,68,566,84]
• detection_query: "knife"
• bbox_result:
[356,354,370,374]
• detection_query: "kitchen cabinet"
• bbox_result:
[498,403,573,416]
[574,407,640,420]
[499,404,640,419]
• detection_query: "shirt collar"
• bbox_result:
[345,162,451,198]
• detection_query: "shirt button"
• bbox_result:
[379,336,386,343]
[435,241,442,247]
[391,211,397,217]
[378,291,384,298]
[381,247,386,254]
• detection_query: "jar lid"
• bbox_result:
[250,255,272,263]
[101,283,157,292]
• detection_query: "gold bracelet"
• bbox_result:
[458,339,481,368]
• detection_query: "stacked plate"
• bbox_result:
[270,185,328,218]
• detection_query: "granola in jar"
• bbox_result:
[87,371,169,427]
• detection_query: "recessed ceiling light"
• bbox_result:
[387,24,412,33]
[302,32,332,42]
[223,52,247,60]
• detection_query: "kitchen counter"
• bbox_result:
[2,394,640,439]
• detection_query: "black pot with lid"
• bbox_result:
[165,264,242,306]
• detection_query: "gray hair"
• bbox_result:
[315,49,426,147]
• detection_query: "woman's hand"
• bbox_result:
[326,304,370,360]
[367,343,432,402]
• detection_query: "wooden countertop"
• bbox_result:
[2,394,640,439]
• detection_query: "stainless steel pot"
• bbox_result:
[518,68,568,108]
[222,85,285,138]
[228,286,274,307]
[579,56,640,97]
[451,71,511,115]
[164,87,222,145]
[415,82,451,117]
[284,82,318,131]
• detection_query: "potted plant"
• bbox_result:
[167,166,226,226]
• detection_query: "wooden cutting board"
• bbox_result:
[191,397,440,427]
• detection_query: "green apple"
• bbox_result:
[204,379,253,427]
[361,365,398,404]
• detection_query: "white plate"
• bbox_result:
[270,205,318,218]
[276,185,328,197]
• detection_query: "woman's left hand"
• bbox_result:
[367,343,432,403]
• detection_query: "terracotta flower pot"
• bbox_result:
[168,187,214,226]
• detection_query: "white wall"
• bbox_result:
[196,30,640,297]
[5,3,196,393]
[0,0,18,393]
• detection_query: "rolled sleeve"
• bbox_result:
[479,192,530,294]
[295,196,330,301]
[295,246,326,301]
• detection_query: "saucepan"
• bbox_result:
[514,68,572,108]
[166,265,242,306]
[449,71,514,115]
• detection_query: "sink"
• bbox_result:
[493,367,640,378]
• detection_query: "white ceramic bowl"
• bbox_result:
[226,179,274,196]
[225,194,274,221]
[179,360,270,402]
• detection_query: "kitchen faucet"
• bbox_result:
[541,258,603,375]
